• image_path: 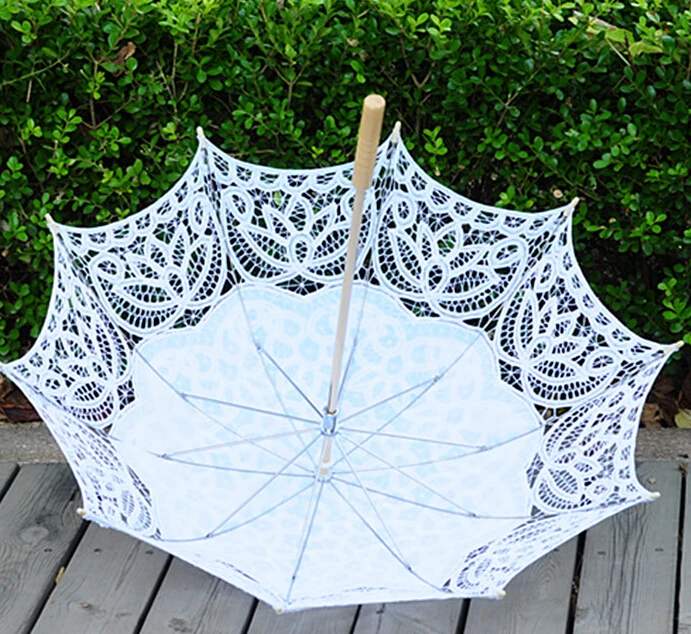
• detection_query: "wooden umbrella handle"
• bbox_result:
[326,95,386,416]
[352,94,386,191]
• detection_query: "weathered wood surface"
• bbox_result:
[0,462,686,634]
[247,603,358,634]
[0,463,82,634]
[31,525,169,634]
[139,558,255,634]
[676,461,691,634]
[463,538,578,634]
[0,462,17,499]
[573,461,681,634]
[354,599,465,634]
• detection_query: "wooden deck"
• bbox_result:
[0,460,687,634]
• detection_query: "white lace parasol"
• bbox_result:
[1,98,679,611]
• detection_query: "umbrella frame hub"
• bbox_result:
[317,412,339,481]
[321,411,338,436]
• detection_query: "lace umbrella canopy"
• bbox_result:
[0,104,681,612]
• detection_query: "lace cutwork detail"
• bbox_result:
[2,130,672,607]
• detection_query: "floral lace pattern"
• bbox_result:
[1,130,673,610]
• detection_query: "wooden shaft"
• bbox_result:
[352,95,386,191]
[327,188,367,413]
[326,95,386,415]
[318,437,333,476]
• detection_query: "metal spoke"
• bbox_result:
[340,378,435,423]
[162,428,320,459]
[339,427,484,449]
[155,454,315,478]
[330,482,442,593]
[206,435,321,538]
[135,350,314,473]
[161,481,315,543]
[182,393,320,426]
[339,434,476,517]
[257,345,323,418]
[285,480,326,603]
[332,426,541,475]
[235,287,321,466]
[332,476,534,521]
[333,436,407,561]
[330,333,482,472]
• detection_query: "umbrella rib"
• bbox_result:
[329,481,444,594]
[338,427,485,449]
[332,426,542,475]
[205,435,321,538]
[331,476,470,517]
[134,349,314,474]
[257,346,323,418]
[154,455,314,478]
[285,480,326,604]
[180,393,320,426]
[160,481,315,543]
[330,333,483,472]
[329,377,438,472]
[339,434,476,517]
[234,286,322,467]
[333,436,407,562]
[339,378,435,423]
[161,428,320,459]
[331,476,534,521]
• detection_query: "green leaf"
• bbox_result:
[605,28,630,44]
[629,41,664,57]
[675,409,691,428]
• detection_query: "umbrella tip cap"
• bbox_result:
[45,213,57,232]
[649,491,661,500]
[76,507,87,518]
[665,341,685,354]
[496,589,507,599]
[392,121,402,143]
[563,197,580,216]
[196,126,207,149]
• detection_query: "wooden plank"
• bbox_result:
[30,524,169,634]
[139,558,255,634]
[463,538,577,634]
[0,463,82,634]
[675,461,691,634]
[574,461,681,634]
[354,599,464,634]
[0,462,18,500]
[248,603,357,634]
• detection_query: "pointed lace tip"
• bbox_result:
[45,213,58,233]
[392,121,402,143]
[563,197,580,216]
[196,126,207,149]
[665,341,684,354]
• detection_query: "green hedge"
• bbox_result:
[1,0,690,360]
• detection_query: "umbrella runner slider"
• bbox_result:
[320,94,386,479]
